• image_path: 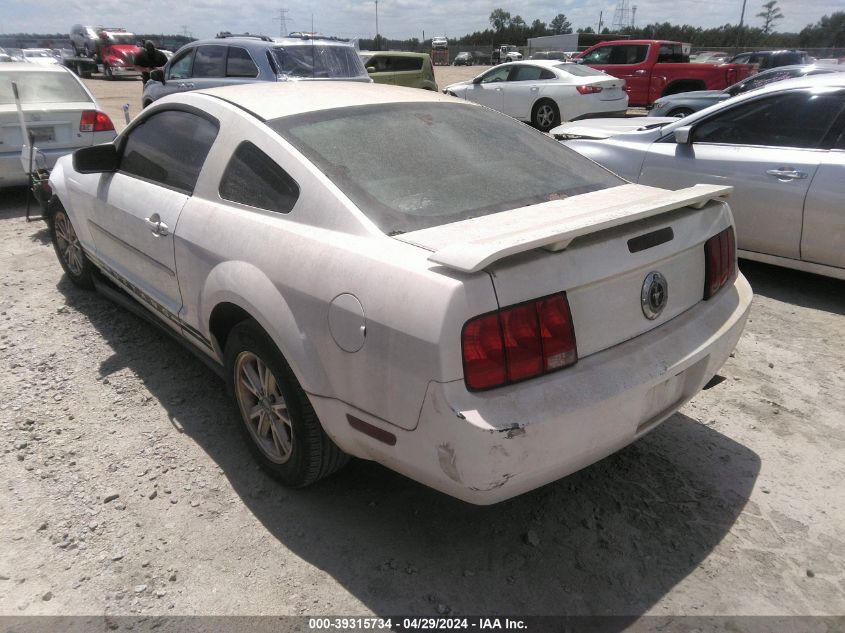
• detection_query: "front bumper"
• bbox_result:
[108,66,141,77]
[315,273,752,504]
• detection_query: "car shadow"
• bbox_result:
[57,276,760,620]
[739,259,844,316]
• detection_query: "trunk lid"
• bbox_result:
[0,103,93,151]
[396,183,733,358]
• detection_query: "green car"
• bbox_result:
[359,51,439,91]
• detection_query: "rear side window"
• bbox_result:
[693,91,845,149]
[193,45,226,78]
[226,47,258,77]
[390,56,423,71]
[582,44,648,65]
[219,141,300,213]
[268,44,368,79]
[510,65,544,81]
[120,110,218,193]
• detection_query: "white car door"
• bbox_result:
[86,108,219,320]
[638,89,843,260]
[465,66,510,113]
[502,64,552,119]
[800,110,845,269]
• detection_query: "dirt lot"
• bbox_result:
[0,74,844,621]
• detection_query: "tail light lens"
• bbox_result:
[80,110,115,133]
[462,292,577,391]
[704,227,736,299]
[576,85,603,95]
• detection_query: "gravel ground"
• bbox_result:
[0,74,843,620]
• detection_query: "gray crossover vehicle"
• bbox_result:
[142,33,369,107]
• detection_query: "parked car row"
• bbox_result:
[444,60,628,132]
[553,74,845,280]
[648,63,845,116]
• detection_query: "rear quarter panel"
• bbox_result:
[176,106,498,431]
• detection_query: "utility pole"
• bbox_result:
[374,0,380,50]
[736,0,747,49]
[274,8,289,38]
[597,11,603,33]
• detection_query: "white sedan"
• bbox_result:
[1,63,116,187]
[444,60,628,132]
[554,74,845,280]
[47,82,749,504]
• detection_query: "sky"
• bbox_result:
[0,0,841,40]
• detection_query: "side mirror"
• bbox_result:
[150,68,165,84]
[366,66,375,74]
[674,125,693,144]
[73,144,119,174]
[573,58,584,64]
[472,76,483,84]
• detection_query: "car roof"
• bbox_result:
[186,35,355,49]
[193,81,460,120]
[359,50,428,58]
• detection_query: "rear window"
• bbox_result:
[0,71,91,105]
[270,103,622,234]
[555,63,609,77]
[268,44,367,79]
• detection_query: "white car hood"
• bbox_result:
[551,117,677,140]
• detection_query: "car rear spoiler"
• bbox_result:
[395,183,732,273]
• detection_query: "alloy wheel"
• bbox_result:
[234,351,294,464]
[54,213,84,276]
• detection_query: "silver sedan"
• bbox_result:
[556,74,845,280]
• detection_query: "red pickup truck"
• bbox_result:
[575,40,756,106]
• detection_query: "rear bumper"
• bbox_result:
[315,273,752,504]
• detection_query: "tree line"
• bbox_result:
[360,7,844,51]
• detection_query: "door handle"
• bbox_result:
[144,215,170,236]
[633,69,648,76]
[530,86,539,92]
[495,87,502,91]
[766,169,808,181]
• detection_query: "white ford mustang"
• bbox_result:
[444,60,628,132]
[47,82,750,504]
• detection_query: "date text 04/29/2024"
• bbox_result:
[308,618,527,630]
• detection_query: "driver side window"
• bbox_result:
[167,49,194,79]
[480,66,511,84]
[692,91,845,148]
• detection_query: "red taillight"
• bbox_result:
[462,292,577,391]
[576,85,603,95]
[80,110,115,133]
[704,227,736,299]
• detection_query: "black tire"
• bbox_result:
[142,99,152,109]
[668,107,695,118]
[531,99,560,133]
[48,200,95,290]
[224,320,348,487]
[103,64,113,80]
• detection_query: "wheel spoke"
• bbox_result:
[270,422,292,457]
[255,411,270,437]
[248,403,263,421]
[241,362,263,398]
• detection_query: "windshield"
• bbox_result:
[0,71,91,104]
[269,45,368,79]
[270,103,622,234]
[105,34,136,45]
